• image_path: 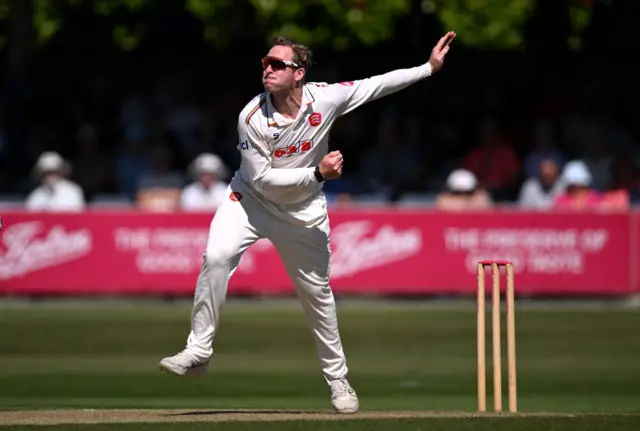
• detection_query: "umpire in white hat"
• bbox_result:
[24,151,85,212]
[180,153,230,212]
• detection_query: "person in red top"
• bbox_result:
[553,160,602,210]
[553,160,630,212]
[462,117,520,200]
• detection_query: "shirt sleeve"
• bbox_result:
[238,116,317,190]
[327,62,432,116]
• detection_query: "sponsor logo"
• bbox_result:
[114,229,273,275]
[239,140,249,150]
[230,191,243,202]
[309,112,322,127]
[330,220,422,278]
[273,139,313,159]
[0,221,92,279]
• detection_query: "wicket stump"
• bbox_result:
[476,260,517,413]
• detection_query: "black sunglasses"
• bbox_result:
[262,56,301,71]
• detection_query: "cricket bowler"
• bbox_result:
[159,31,456,414]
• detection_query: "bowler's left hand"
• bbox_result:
[429,31,456,73]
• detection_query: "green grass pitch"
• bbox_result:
[0,300,639,430]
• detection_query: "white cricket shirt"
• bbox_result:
[232,62,433,223]
[24,179,85,212]
[180,181,229,212]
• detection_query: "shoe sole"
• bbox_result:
[332,400,359,415]
[333,407,358,414]
[158,363,182,376]
[158,362,208,378]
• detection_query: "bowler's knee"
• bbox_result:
[298,277,332,298]
[205,244,239,269]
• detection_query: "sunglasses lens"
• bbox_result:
[262,57,286,70]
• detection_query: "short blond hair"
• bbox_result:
[271,36,313,71]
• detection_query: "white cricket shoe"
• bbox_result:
[330,378,359,414]
[158,351,209,377]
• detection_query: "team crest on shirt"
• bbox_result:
[309,112,322,127]
[273,139,313,159]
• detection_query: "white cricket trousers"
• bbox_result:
[183,183,349,383]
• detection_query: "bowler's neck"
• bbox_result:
[271,87,303,119]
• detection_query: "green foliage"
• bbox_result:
[95,0,148,51]
[568,0,593,50]
[258,0,411,49]
[93,0,145,15]
[186,0,244,49]
[30,0,149,50]
[33,0,64,44]
[187,0,412,49]
[0,0,596,51]
[14,0,412,50]
[427,0,535,49]
[427,0,594,50]
[112,23,146,51]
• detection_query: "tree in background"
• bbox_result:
[428,0,593,50]
[0,0,597,54]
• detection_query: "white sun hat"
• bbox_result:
[33,151,71,177]
[446,169,478,192]
[561,160,592,186]
[190,153,228,178]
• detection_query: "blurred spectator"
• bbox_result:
[180,153,229,212]
[165,92,204,160]
[462,117,520,201]
[518,158,565,210]
[397,116,433,193]
[553,160,602,211]
[582,125,612,191]
[25,151,85,212]
[435,169,493,211]
[326,192,354,207]
[2,19,640,207]
[523,119,565,180]
[360,116,421,194]
[115,129,151,198]
[600,188,630,212]
[322,178,363,201]
[119,92,150,141]
[70,123,110,201]
[0,104,5,158]
[0,105,5,191]
[609,147,640,203]
[136,145,184,212]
